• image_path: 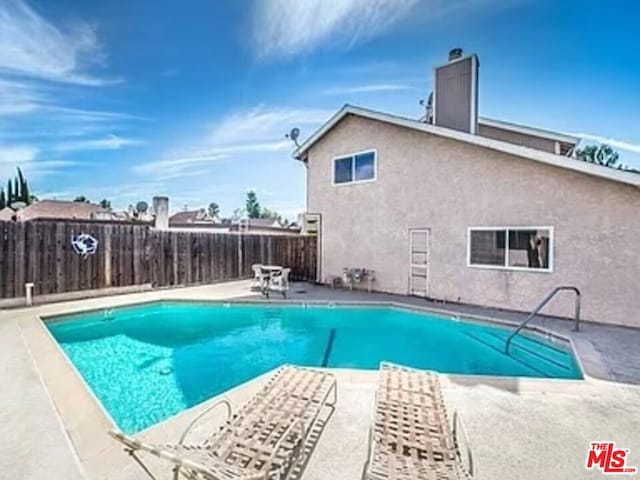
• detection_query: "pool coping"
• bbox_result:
[18,287,614,480]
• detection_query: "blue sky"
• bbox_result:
[1,0,639,218]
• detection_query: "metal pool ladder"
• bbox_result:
[505,286,581,354]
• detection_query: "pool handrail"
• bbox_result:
[505,285,581,354]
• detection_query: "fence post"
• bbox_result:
[104,225,112,287]
[237,232,243,278]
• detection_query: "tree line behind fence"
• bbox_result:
[0,220,317,299]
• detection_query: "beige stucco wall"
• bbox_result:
[306,115,640,327]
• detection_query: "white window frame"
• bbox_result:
[467,226,554,273]
[331,148,377,186]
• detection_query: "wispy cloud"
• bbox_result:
[135,106,328,181]
[0,144,74,179]
[52,134,143,152]
[0,79,39,115]
[0,0,141,177]
[160,68,179,78]
[134,153,229,178]
[44,105,149,122]
[572,133,640,155]
[322,83,416,95]
[252,0,419,59]
[208,105,333,145]
[0,0,120,85]
[0,145,38,164]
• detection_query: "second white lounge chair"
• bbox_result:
[363,362,474,480]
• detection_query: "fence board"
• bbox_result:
[0,220,317,299]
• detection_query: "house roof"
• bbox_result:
[0,207,16,221]
[245,218,281,228]
[294,104,640,189]
[17,200,110,221]
[169,210,209,224]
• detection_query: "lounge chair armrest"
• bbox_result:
[266,419,306,473]
[453,411,474,478]
[178,398,233,445]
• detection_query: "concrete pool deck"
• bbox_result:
[3,280,640,479]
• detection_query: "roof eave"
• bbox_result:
[294,104,640,190]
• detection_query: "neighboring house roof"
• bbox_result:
[294,104,640,189]
[169,210,210,225]
[17,200,110,221]
[0,207,16,221]
[246,218,281,228]
[478,117,580,145]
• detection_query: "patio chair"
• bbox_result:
[363,362,474,480]
[110,365,337,480]
[266,267,290,298]
[251,264,266,291]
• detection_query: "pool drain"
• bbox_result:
[159,366,173,375]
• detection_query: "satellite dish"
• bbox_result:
[285,127,301,147]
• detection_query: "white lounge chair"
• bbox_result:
[110,365,337,480]
[251,264,266,291]
[363,362,474,480]
[266,267,290,298]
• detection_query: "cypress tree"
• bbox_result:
[17,168,28,203]
[13,177,19,202]
[7,180,12,206]
[0,188,5,209]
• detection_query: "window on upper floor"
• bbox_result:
[332,150,376,185]
[468,227,553,271]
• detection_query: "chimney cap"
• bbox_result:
[448,48,463,61]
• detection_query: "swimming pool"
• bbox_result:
[46,302,582,433]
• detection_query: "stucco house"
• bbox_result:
[295,49,640,327]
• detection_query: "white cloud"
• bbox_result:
[208,105,333,145]
[322,83,415,95]
[134,153,228,177]
[44,105,149,122]
[0,0,119,85]
[0,144,38,164]
[134,106,329,182]
[0,79,39,115]
[252,0,419,59]
[134,142,292,181]
[0,145,75,179]
[52,134,143,152]
[572,133,640,155]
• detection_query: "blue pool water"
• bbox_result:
[47,302,582,433]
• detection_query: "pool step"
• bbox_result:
[489,330,572,369]
[464,330,574,378]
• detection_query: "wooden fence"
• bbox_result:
[0,220,317,299]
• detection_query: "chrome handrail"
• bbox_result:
[505,286,581,354]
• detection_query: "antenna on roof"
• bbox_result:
[285,127,301,148]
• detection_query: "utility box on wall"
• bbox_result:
[302,213,320,236]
